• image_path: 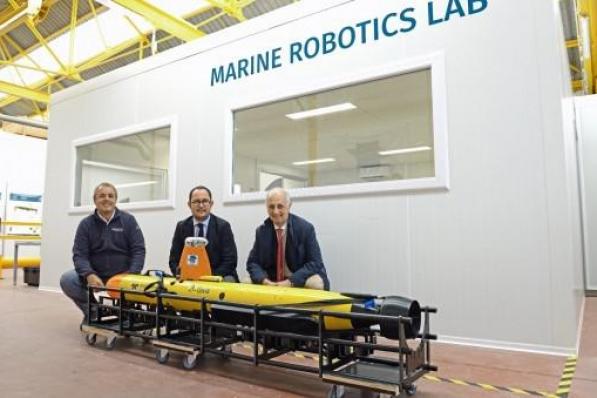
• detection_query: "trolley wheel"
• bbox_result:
[85,333,97,346]
[404,384,417,396]
[142,329,154,338]
[182,353,197,370]
[156,349,169,364]
[327,384,345,398]
[105,336,117,350]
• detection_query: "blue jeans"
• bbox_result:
[60,269,93,316]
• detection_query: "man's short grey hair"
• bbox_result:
[266,187,290,205]
[93,182,118,200]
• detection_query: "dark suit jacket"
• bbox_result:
[246,213,329,290]
[168,214,238,280]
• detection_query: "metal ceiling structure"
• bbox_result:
[0,0,594,140]
[561,0,597,94]
[0,0,296,138]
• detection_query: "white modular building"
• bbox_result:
[41,0,585,354]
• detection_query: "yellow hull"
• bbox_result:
[107,274,355,330]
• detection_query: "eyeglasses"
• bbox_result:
[191,199,211,206]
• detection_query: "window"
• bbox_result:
[72,118,176,210]
[228,56,448,202]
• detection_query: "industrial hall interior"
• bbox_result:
[2,0,597,397]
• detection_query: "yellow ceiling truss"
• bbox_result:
[0,34,46,115]
[0,0,283,120]
[575,0,597,94]
[0,78,48,102]
[205,0,254,22]
[112,0,203,41]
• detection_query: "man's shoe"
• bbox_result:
[80,315,88,332]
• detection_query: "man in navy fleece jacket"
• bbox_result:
[60,182,145,319]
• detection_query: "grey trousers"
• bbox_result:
[60,269,93,316]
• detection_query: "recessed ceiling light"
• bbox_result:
[286,103,356,120]
[114,181,158,189]
[292,158,336,166]
[378,146,432,156]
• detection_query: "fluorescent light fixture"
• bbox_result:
[115,181,158,189]
[292,158,336,166]
[82,160,150,173]
[286,103,356,120]
[378,146,432,156]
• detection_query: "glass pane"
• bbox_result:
[74,127,170,206]
[232,68,434,194]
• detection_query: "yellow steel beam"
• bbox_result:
[11,53,45,116]
[0,36,54,109]
[0,2,103,107]
[24,19,79,79]
[77,8,222,73]
[0,1,25,23]
[1,0,98,67]
[204,0,256,21]
[0,59,60,75]
[0,4,212,110]
[0,80,49,102]
[0,1,27,34]
[87,0,108,49]
[112,0,203,41]
[588,0,597,92]
[4,0,80,80]
[123,15,149,60]
[1,35,65,89]
[577,0,596,93]
[68,0,80,69]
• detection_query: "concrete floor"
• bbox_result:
[1,270,595,398]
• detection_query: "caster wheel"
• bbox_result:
[218,344,232,360]
[182,353,197,370]
[85,333,97,346]
[106,336,117,350]
[404,385,417,396]
[327,384,345,398]
[156,349,169,364]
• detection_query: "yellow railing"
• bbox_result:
[0,235,41,241]
[0,221,43,227]
[0,220,42,279]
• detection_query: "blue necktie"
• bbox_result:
[196,223,204,238]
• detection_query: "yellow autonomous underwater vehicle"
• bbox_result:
[82,237,437,397]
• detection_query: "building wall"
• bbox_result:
[576,95,597,290]
[42,0,583,353]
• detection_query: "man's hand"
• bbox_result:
[86,274,104,287]
[277,279,292,287]
[262,279,292,287]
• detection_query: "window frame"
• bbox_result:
[223,52,449,203]
[69,116,178,214]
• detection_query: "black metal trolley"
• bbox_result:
[81,284,437,397]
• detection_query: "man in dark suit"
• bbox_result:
[247,188,329,290]
[169,185,238,281]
